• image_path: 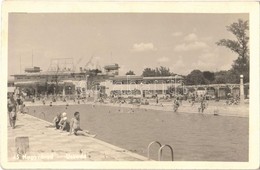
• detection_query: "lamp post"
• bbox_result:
[140,82,143,99]
[68,86,71,100]
[154,80,158,97]
[170,79,174,97]
[86,75,89,99]
[240,75,244,104]
[174,75,177,95]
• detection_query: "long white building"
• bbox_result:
[100,75,184,98]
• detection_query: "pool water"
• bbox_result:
[26,104,248,161]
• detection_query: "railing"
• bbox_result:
[158,144,174,161]
[147,141,174,161]
[147,141,162,160]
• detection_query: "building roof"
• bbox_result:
[12,71,85,77]
[109,75,143,81]
[143,75,183,80]
[109,75,183,81]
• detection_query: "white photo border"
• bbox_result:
[1,1,259,169]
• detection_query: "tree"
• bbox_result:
[214,71,229,84]
[202,71,215,83]
[142,68,156,77]
[216,19,249,83]
[126,70,135,75]
[214,70,237,84]
[186,70,207,85]
[142,66,173,77]
[157,66,172,77]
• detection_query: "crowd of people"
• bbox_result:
[106,93,210,114]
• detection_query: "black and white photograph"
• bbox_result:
[1,1,259,169]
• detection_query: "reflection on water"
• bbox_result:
[27,104,248,161]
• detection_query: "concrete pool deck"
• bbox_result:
[8,113,149,161]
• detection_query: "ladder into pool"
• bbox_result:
[147,141,174,161]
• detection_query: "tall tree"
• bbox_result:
[186,70,207,85]
[216,19,249,83]
[158,66,172,77]
[214,70,228,84]
[142,68,156,77]
[203,71,215,83]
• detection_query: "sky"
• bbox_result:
[8,13,249,77]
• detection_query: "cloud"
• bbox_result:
[174,41,209,52]
[171,32,183,37]
[170,57,187,74]
[157,56,170,63]
[173,33,210,52]
[201,36,213,41]
[219,64,232,71]
[94,56,101,60]
[198,50,233,71]
[119,65,129,75]
[190,51,226,72]
[198,52,216,60]
[184,33,198,42]
[132,43,157,52]
[191,60,217,71]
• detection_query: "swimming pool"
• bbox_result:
[26,104,248,161]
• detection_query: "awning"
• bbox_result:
[14,81,42,86]
[47,82,65,85]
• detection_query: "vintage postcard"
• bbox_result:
[1,1,259,169]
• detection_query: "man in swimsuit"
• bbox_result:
[69,112,96,137]
[173,97,180,112]
[16,95,22,113]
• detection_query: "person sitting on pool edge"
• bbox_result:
[58,112,70,132]
[69,111,96,137]
[52,112,62,129]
